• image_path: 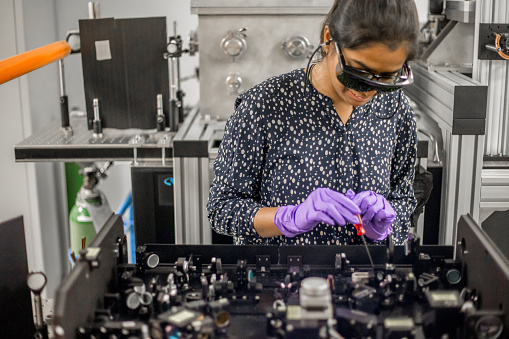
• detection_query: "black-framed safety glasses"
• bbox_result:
[334,42,413,91]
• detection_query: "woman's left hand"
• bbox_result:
[346,190,395,241]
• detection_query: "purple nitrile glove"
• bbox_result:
[347,190,396,241]
[273,187,361,237]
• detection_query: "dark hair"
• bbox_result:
[319,0,420,60]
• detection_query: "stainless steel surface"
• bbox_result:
[169,58,178,100]
[88,2,99,19]
[195,5,326,120]
[445,0,476,23]
[58,59,65,97]
[157,94,163,116]
[93,99,99,121]
[418,0,477,72]
[15,114,174,162]
[485,44,499,52]
[419,21,475,72]
[191,0,331,15]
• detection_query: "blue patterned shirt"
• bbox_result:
[207,69,417,245]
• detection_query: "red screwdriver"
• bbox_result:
[354,214,374,269]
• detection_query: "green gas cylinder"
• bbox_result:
[69,195,96,256]
[69,162,113,260]
[69,189,100,256]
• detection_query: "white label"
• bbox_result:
[76,215,93,223]
[95,40,112,61]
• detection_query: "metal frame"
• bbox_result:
[172,108,212,244]
[405,64,487,245]
[479,168,509,222]
[473,0,509,224]
[14,115,175,163]
[473,0,509,157]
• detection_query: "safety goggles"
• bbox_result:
[334,42,413,92]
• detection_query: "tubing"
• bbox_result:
[0,41,71,85]
[116,191,133,216]
[495,34,509,60]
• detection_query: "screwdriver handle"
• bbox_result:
[354,214,365,236]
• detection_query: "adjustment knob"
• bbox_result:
[220,28,248,61]
[167,42,179,54]
[282,35,313,59]
[225,73,243,96]
[224,39,243,57]
[299,277,331,309]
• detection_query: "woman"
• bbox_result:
[207,0,419,246]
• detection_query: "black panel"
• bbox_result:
[144,244,280,265]
[0,216,35,339]
[482,209,509,261]
[483,155,509,162]
[173,140,209,157]
[79,17,169,130]
[416,140,429,158]
[212,230,234,244]
[131,166,175,246]
[457,214,509,338]
[453,86,488,120]
[423,167,442,245]
[53,214,124,339]
[15,147,134,161]
[452,119,485,135]
[278,244,453,265]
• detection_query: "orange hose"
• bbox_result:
[495,34,509,61]
[0,41,71,85]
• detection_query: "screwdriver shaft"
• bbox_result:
[354,214,374,269]
[361,235,374,268]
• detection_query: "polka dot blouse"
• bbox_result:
[207,69,417,246]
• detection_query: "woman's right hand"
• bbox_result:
[273,187,361,237]
[347,190,396,241]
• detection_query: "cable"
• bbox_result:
[304,40,333,90]
[495,34,509,60]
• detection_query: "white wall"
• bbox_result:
[415,0,430,25]
[1,0,68,298]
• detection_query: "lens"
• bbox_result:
[346,68,395,84]
[337,71,379,92]
[375,75,398,83]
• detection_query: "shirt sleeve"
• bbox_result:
[207,91,267,241]
[387,95,418,244]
